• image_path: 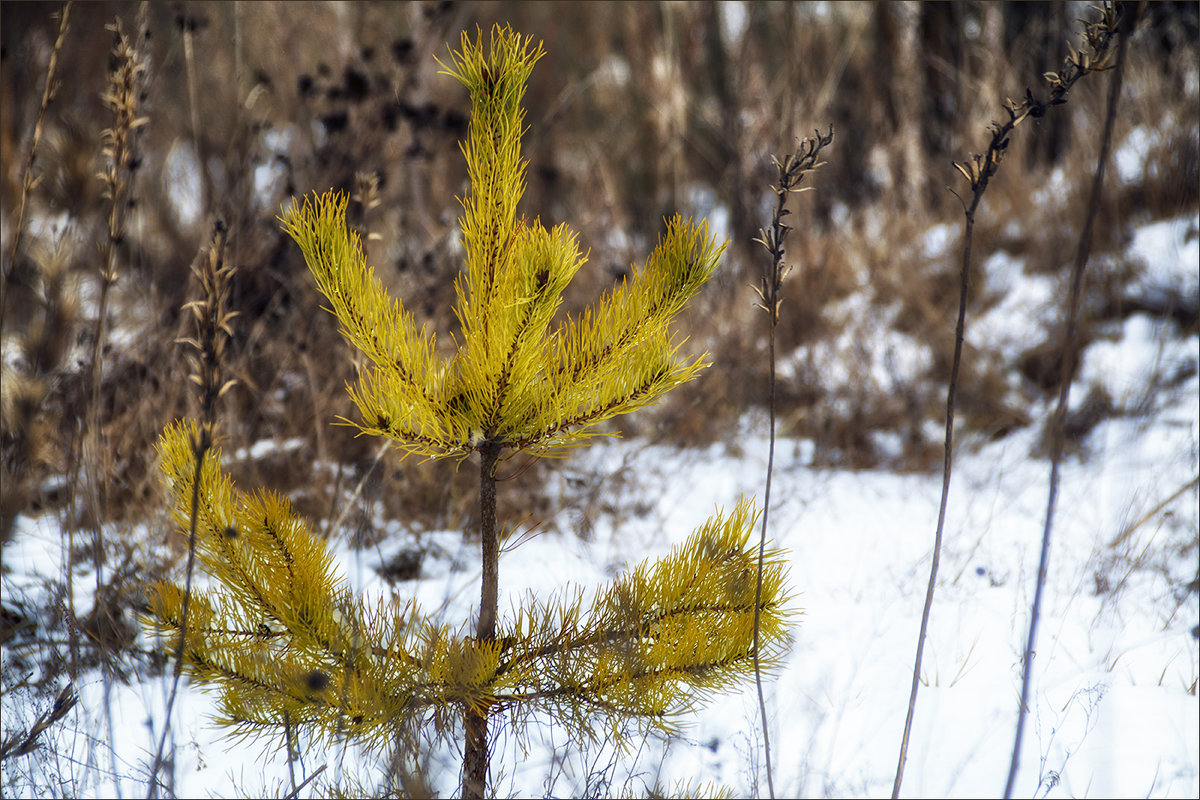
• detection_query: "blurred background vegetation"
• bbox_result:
[0,7,1197,794]
[2,0,1196,544]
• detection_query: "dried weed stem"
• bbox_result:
[148,222,237,797]
[1004,6,1136,796]
[891,5,1129,798]
[0,239,78,545]
[63,12,148,685]
[0,684,78,762]
[752,126,833,800]
[1,1,71,335]
[91,16,149,431]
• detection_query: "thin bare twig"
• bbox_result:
[149,222,237,798]
[1004,7,1134,797]
[891,144,976,800]
[891,5,1126,797]
[0,1,71,337]
[752,126,833,800]
[1108,475,1200,550]
[0,684,77,761]
[282,765,327,800]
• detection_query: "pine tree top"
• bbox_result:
[280,24,726,461]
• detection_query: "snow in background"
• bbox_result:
[2,214,1196,798]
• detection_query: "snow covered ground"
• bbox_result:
[2,214,1197,798]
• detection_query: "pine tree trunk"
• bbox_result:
[464,442,501,800]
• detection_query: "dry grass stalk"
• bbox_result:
[891,5,1129,798]
[61,13,150,685]
[149,220,237,795]
[73,15,149,528]
[754,129,835,324]
[950,4,1124,206]
[0,683,78,762]
[0,239,78,545]
[0,2,75,543]
[751,126,833,800]
[0,1,71,336]
[177,222,239,454]
[1004,5,1137,796]
[90,15,150,425]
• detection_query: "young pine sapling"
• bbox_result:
[146,26,793,799]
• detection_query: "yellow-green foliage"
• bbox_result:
[279,26,725,460]
[497,496,792,741]
[147,420,791,750]
[145,23,794,785]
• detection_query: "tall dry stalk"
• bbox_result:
[0,4,75,549]
[0,1,71,337]
[75,13,149,628]
[91,16,149,429]
[147,222,237,798]
[0,684,79,762]
[890,5,1127,797]
[752,126,833,799]
[1003,5,1135,796]
[56,23,150,787]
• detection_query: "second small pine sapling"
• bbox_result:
[146,25,794,799]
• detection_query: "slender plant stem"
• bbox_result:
[465,441,501,800]
[1109,476,1199,549]
[753,128,831,798]
[891,202,975,800]
[891,9,1123,792]
[1003,12,1130,797]
[148,447,205,799]
[753,320,778,800]
[282,765,327,800]
[1,1,70,336]
[148,223,232,798]
[754,188,788,800]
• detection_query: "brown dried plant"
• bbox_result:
[0,4,74,546]
[0,239,78,546]
[1003,4,1137,795]
[148,220,238,796]
[0,683,78,762]
[891,4,1130,798]
[751,126,833,800]
[59,11,150,685]
[0,2,70,336]
[90,15,149,436]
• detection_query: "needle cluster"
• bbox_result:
[147,422,790,754]
[280,27,724,461]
